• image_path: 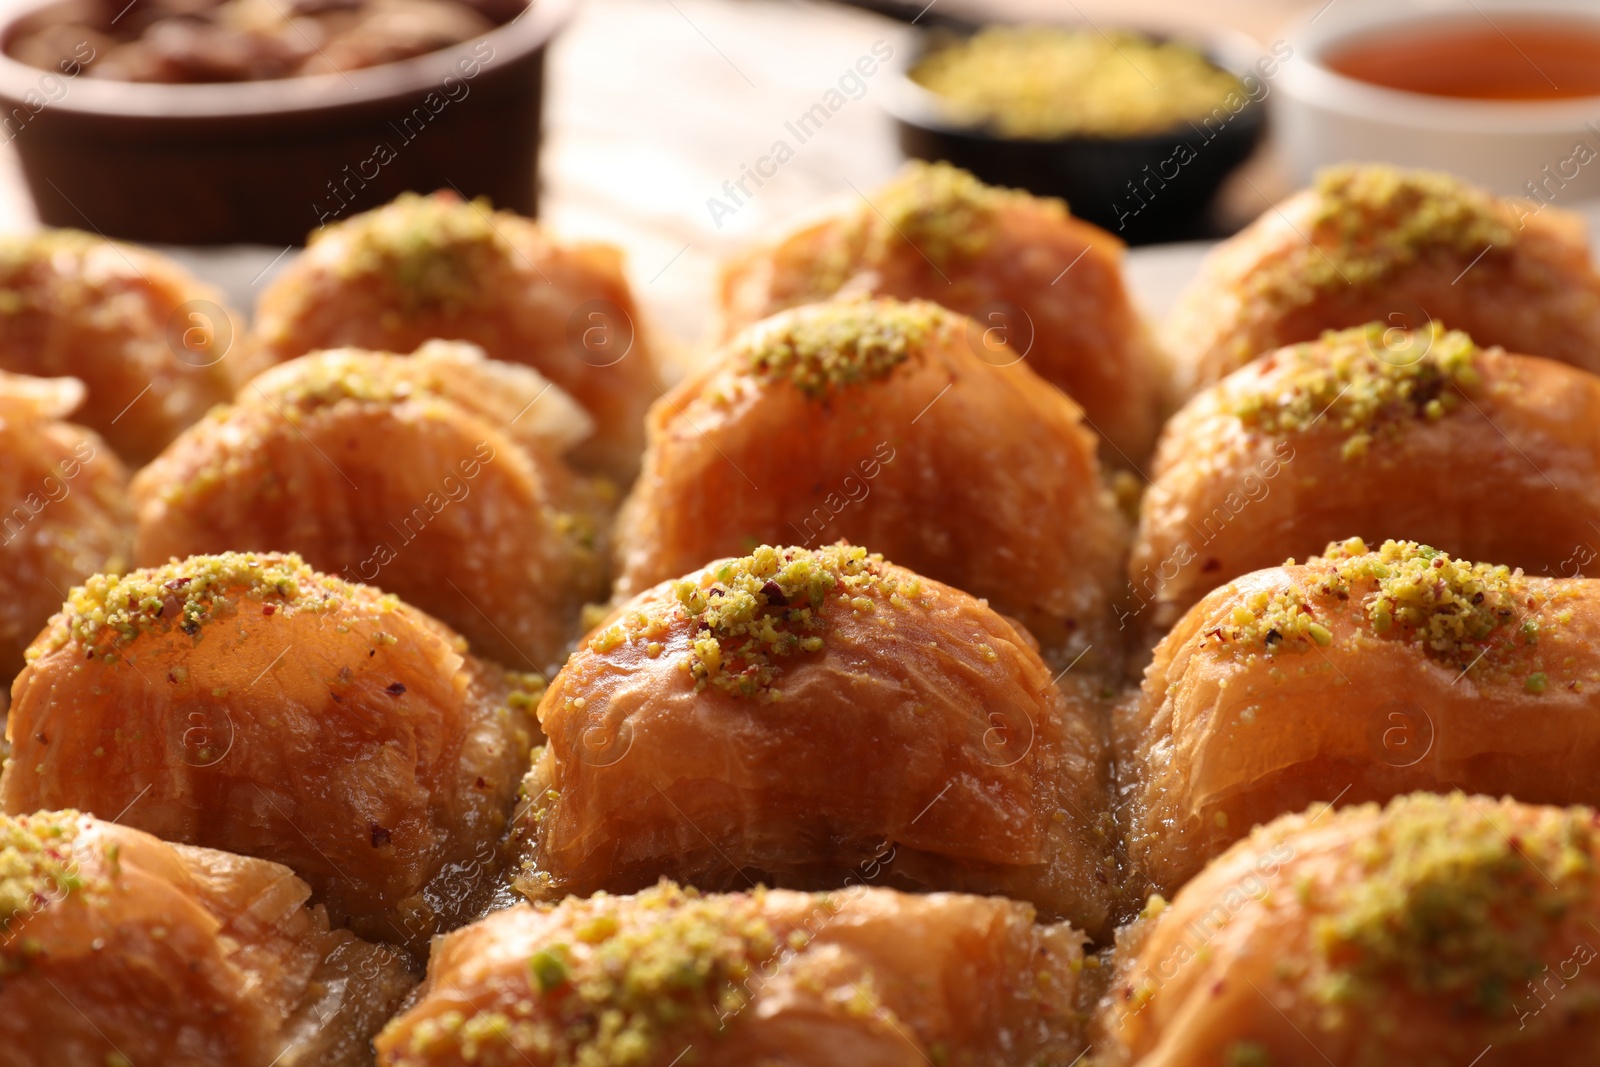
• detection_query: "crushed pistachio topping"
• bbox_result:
[592,544,926,702]
[585,605,674,660]
[0,229,105,277]
[1206,581,1333,655]
[1273,165,1514,301]
[263,352,429,411]
[0,231,172,339]
[1319,538,1522,656]
[258,344,553,421]
[1224,1043,1273,1067]
[1,811,87,937]
[1206,539,1539,674]
[910,26,1244,140]
[1313,793,1598,1014]
[1230,322,1481,454]
[806,162,1058,295]
[743,298,953,397]
[45,552,372,654]
[399,881,793,1065]
[506,672,548,713]
[323,191,513,312]
[672,544,886,700]
[872,161,1046,264]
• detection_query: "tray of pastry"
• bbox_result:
[4,159,1600,1066]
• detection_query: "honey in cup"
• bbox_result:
[1324,16,1600,101]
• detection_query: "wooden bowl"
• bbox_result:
[0,0,571,245]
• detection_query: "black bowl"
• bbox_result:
[882,21,1269,245]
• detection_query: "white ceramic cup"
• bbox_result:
[1275,0,1600,199]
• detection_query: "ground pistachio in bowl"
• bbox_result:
[909,25,1245,140]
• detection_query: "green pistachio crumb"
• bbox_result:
[1228,321,1481,452]
[909,26,1243,140]
[529,947,569,992]
[46,552,380,654]
[1,811,88,939]
[1210,539,1537,676]
[1312,793,1596,1015]
[409,882,788,1066]
[1263,165,1516,306]
[669,543,926,700]
[1225,1042,1272,1067]
[321,191,513,312]
[804,161,1061,296]
[743,297,955,397]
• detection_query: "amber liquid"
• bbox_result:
[1324,17,1600,100]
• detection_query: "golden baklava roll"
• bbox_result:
[132,343,606,673]
[0,552,540,953]
[1166,163,1600,396]
[0,372,131,688]
[512,543,1114,935]
[719,160,1167,464]
[614,297,1127,669]
[1117,537,1600,900]
[1128,323,1600,636]
[1096,793,1600,1066]
[0,809,414,1067]
[376,881,1089,1067]
[250,191,662,481]
[0,230,240,464]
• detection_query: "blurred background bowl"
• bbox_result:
[1276,0,1600,198]
[881,17,1268,245]
[0,0,570,246]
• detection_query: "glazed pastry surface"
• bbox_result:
[1,552,539,953]
[515,543,1115,935]
[720,161,1168,465]
[1097,793,1600,1067]
[133,342,605,673]
[1118,538,1600,901]
[251,191,661,481]
[1129,322,1600,637]
[1166,164,1600,396]
[616,296,1127,670]
[0,810,414,1067]
[378,881,1089,1067]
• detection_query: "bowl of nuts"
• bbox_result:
[883,20,1270,244]
[0,0,570,245]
